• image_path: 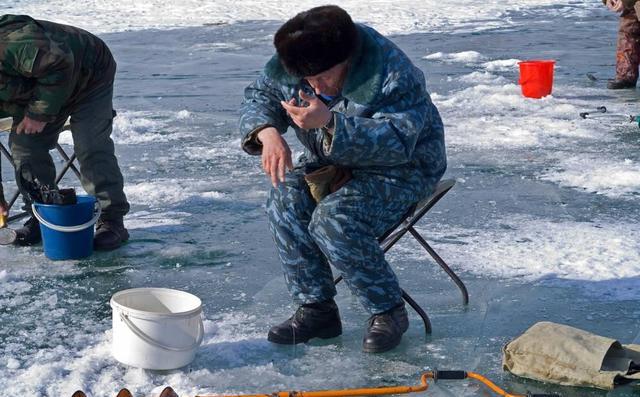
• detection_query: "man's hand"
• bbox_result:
[16,116,47,135]
[281,90,333,130]
[257,127,293,187]
[606,0,625,12]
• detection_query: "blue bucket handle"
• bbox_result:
[32,200,102,233]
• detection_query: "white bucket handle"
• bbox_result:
[120,312,204,352]
[32,200,102,233]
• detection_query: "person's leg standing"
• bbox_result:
[9,116,67,245]
[265,169,342,344]
[611,8,640,88]
[69,82,130,250]
[628,8,640,82]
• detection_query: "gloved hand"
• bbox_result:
[606,0,625,12]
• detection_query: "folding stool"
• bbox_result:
[335,179,468,334]
[0,117,81,224]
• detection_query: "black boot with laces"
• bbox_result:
[362,303,409,353]
[267,299,342,344]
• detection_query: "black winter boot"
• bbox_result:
[607,79,637,90]
[267,300,342,344]
[14,216,42,246]
[94,217,129,251]
[363,303,409,353]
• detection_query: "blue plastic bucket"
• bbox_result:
[32,195,101,260]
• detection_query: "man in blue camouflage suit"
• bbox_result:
[239,5,446,353]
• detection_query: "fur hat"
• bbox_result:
[274,5,358,78]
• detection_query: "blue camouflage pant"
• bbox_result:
[266,169,422,315]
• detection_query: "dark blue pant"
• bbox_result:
[266,170,421,314]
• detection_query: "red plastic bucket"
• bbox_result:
[518,60,555,99]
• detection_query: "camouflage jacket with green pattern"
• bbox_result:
[0,14,116,122]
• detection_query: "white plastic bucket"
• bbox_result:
[110,288,204,370]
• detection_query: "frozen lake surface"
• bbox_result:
[1,1,640,396]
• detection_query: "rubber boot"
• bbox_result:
[14,216,42,246]
[267,299,342,344]
[362,303,409,353]
[607,79,637,89]
[94,217,129,251]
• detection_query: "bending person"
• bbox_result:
[238,6,446,353]
[0,15,130,250]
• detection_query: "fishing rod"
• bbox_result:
[579,106,640,127]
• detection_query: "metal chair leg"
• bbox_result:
[0,140,81,223]
[401,289,432,334]
[331,180,468,335]
[0,143,23,216]
[407,226,469,305]
[0,141,12,163]
[55,144,81,181]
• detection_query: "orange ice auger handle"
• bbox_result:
[436,371,559,397]
[196,371,560,397]
[466,371,521,397]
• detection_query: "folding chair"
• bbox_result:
[0,117,81,224]
[335,179,468,334]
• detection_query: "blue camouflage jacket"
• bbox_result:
[239,24,447,198]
